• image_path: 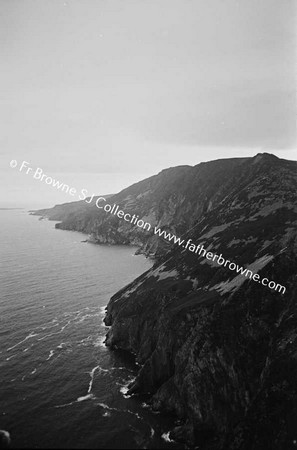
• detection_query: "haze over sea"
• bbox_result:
[0,209,179,449]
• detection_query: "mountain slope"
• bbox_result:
[104,153,297,449]
[48,158,251,256]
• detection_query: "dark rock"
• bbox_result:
[104,154,297,449]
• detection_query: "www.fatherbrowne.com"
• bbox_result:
[89,196,285,295]
[154,228,286,294]
[11,160,286,295]
[79,196,286,295]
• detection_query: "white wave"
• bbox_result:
[57,342,65,349]
[98,366,109,373]
[37,322,60,331]
[7,332,38,351]
[35,318,58,329]
[97,403,121,413]
[75,313,101,324]
[97,402,142,420]
[37,320,71,341]
[6,354,17,361]
[54,400,76,408]
[31,368,37,375]
[54,393,95,409]
[161,432,174,443]
[109,367,134,375]
[94,336,106,348]
[88,365,99,393]
[120,384,133,398]
[98,402,110,409]
[64,310,81,317]
[77,393,94,402]
[111,367,134,376]
[76,335,93,347]
[126,409,141,419]
[120,385,129,396]
[88,365,110,394]
[120,376,136,398]
[46,350,54,361]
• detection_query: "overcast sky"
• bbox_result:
[1,0,296,207]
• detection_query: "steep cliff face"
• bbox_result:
[41,158,252,256]
[104,154,297,449]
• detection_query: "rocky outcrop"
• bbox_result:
[104,153,297,449]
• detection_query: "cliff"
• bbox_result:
[104,153,297,449]
[38,158,253,256]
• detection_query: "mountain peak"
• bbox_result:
[252,152,279,164]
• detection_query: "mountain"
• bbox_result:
[39,157,252,256]
[103,153,297,449]
[33,153,297,448]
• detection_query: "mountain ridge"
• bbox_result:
[102,153,297,449]
[32,153,297,448]
[32,153,291,258]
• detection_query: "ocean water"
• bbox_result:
[0,210,180,449]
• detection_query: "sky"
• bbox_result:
[0,0,296,208]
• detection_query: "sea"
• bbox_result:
[0,209,181,449]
